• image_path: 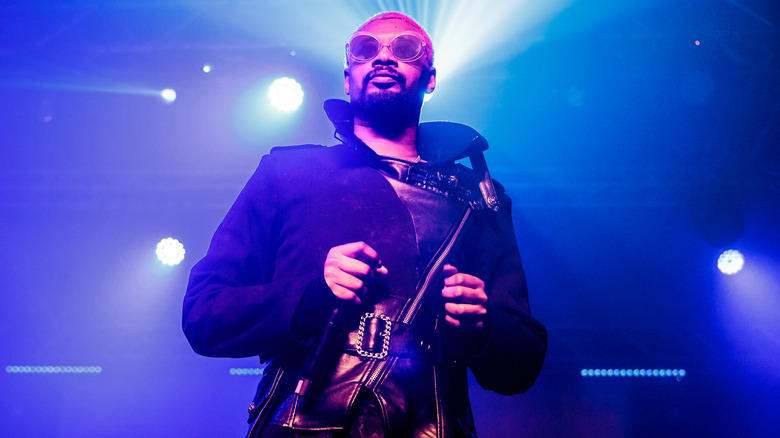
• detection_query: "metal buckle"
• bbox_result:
[356,313,392,360]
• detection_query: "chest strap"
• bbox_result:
[378,158,487,210]
[343,313,437,362]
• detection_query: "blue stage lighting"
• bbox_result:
[268,77,304,113]
[229,368,265,376]
[6,365,102,374]
[580,368,687,380]
[156,238,185,266]
[160,88,177,103]
[718,249,745,275]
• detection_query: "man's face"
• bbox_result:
[344,19,436,121]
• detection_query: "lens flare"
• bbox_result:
[718,249,745,275]
[160,88,177,103]
[268,77,304,113]
[156,238,185,266]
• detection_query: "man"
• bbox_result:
[183,12,547,438]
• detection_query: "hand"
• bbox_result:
[323,242,389,304]
[441,264,487,330]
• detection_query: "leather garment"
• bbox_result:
[248,160,477,438]
[184,108,547,438]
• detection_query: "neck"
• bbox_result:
[353,121,419,161]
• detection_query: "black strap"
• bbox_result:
[377,158,489,210]
[343,317,437,361]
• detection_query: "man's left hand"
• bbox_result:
[441,264,487,331]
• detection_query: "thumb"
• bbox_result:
[442,264,458,276]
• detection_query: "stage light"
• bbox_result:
[156,238,185,266]
[423,0,573,84]
[6,365,102,374]
[229,368,265,376]
[580,368,686,380]
[160,88,177,104]
[718,249,744,275]
[203,64,212,73]
[268,77,304,113]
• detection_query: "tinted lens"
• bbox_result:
[350,35,381,61]
[391,34,423,61]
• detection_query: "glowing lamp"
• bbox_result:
[580,368,686,380]
[268,77,304,112]
[160,88,177,104]
[717,249,744,275]
[156,238,185,266]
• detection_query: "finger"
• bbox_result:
[326,254,373,277]
[445,302,488,317]
[442,264,458,277]
[444,272,485,289]
[323,264,366,293]
[329,283,362,304]
[355,246,388,275]
[332,241,375,257]
[324,263,365,286]
[444,314,460,327]
[336,242,381,266]
[444,314,485,329]
[331,242,388,276]
[441,286,487,304]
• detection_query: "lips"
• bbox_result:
[368,69,403,83]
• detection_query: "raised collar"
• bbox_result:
[323,99,488,165]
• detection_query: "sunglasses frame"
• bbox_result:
[346,32,427,63]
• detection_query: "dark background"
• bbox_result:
[1,1,778,437]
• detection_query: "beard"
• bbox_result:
[352,67,427,138]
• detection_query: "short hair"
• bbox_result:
[351,12,434,67]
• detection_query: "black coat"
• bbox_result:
[183,129,547,437]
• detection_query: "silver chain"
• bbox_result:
[356,313,392,360]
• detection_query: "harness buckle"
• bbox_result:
[356,313,392,360]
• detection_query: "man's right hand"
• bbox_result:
[323,242,389,304]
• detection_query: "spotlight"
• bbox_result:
[229,368,265,376]
[156,238,185,266]
[580,368,687,380]
[717,249,744,275]
[203,64,212,73]
[6,365,102,374]
[268,77,304,113]
[160,88,177,104]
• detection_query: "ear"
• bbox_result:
[344,67,351,95]
[425,67,436,94]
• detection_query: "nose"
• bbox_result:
[372,44,398,66]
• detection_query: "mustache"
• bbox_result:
[364,67,405,86]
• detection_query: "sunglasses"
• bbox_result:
[346,33,427,63]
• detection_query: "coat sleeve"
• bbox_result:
[182,154,335,360]
[449,194,548,395]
